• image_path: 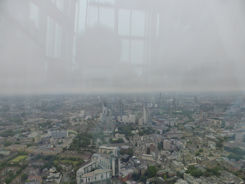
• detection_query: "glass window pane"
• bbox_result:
[132,10,145,37]
[131,40,144,65]
[46,16,54,57]
[29,2,39,28]
[54,24,62,58]
[56,0,64,12]
[118,9,130,36]
[120,39,130,62]
[87,6,98,27]
[75,0,87,33]
[100,7,114,30]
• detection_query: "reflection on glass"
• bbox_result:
[120,39,130,62]
[132,10,145,37]
[46,17,62,58]
[100,7,114,30]
[87,6,98,27]
[118,9,130,36]
[131,40,144,65]
[29,2,39,28]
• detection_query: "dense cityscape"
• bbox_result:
[0,93,244,184]
[1,0,245,183]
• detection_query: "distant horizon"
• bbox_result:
[0,88,244,97]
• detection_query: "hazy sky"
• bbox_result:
[0,0,245,95]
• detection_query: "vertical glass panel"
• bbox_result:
[74,0,79,33]
[131,40,144,65]
[100,7,114,30]
[54,24,62,58]
[156,13,160,37]
[46,17,62,58]
[50,0,64,12]
[131,10,145,37]
[77,0,87,33]
[56,0,64,12]
[46,16,54,57]
[29,2,39,28]
[120,39,130,62]
[118,9,130,36]
[87,6,98,27]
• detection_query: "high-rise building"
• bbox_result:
[143,105,148,124]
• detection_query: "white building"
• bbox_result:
[77,146,120,184]
[118,114,136,124]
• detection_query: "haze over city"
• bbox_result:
[1,1,245,184]
[1,0,245,95]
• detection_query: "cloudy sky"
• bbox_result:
[0,0,245,94]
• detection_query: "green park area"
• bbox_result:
[11,155,27,164]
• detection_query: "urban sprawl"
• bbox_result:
[0,93,244,184]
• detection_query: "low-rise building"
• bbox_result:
[76,146,120,184]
